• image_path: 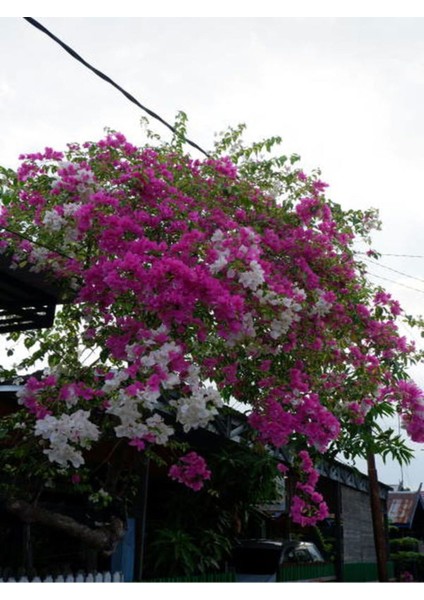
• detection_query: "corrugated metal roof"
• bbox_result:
[388,491,421,527]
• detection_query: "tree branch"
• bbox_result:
[5,498,125,555]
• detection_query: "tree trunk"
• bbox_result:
[367,452,388,582]
[6,498,125,556]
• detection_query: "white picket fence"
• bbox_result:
[0,571,124,583]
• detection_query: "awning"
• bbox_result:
[0,254,64,333]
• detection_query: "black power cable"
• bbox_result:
[367,271,424,295]
[23,17,210,159]
[364,258,424,285]
[357,251,424,259]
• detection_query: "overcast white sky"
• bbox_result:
[1,15,424,490]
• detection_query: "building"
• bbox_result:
[388,486,424,540]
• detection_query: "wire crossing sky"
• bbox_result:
[23,17,211,158]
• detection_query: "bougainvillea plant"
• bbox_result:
[0,115,422,528]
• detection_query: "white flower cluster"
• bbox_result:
[255,287,306,307]
[34,410,100,468]
[238,260,265,291]
[106,391,174,444]
[311,290,332,317]
[209,229,230,274]
[144,414,174,444]
[170,364,223,432]
[270,298,302,340]
[27,246,50,272]
[125,325,170,358]
[42,209,67,232]
[101,369,129,394]
[269,314,298,339]
[16,386,30,406]
[209,228,264,287]
[172,387,223,432]
[106,390,145,437]
[104,340,183,443]
[88,488,112,506]
[139,341,182,390]
[255,289,305,340]
[52,162,96,192]
[106,386,160,426]
[105,339,222,443]
[41,203,82,248]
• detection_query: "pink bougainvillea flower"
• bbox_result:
[2,127,423,526]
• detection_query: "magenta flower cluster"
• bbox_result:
[168,451,212,491]
[2,130,422,525]
[290,451,329,526]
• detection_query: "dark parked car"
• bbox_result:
[232,539,325,582]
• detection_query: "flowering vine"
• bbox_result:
[169,451,212,491]
[0,120,422,525]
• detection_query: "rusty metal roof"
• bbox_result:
[387,490,422,527]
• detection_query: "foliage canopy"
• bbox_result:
[0,115,422,528]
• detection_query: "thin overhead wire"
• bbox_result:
[381,253,424,258]
[356,251,424,259]
[367,271,424,295]
[363,257,424,285]
[23,17,211,159]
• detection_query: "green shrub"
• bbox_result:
[389,537,419,553]
[390,551,424,582]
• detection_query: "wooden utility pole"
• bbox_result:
[367,451,388,582]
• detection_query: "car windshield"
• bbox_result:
[282,544,324,563]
